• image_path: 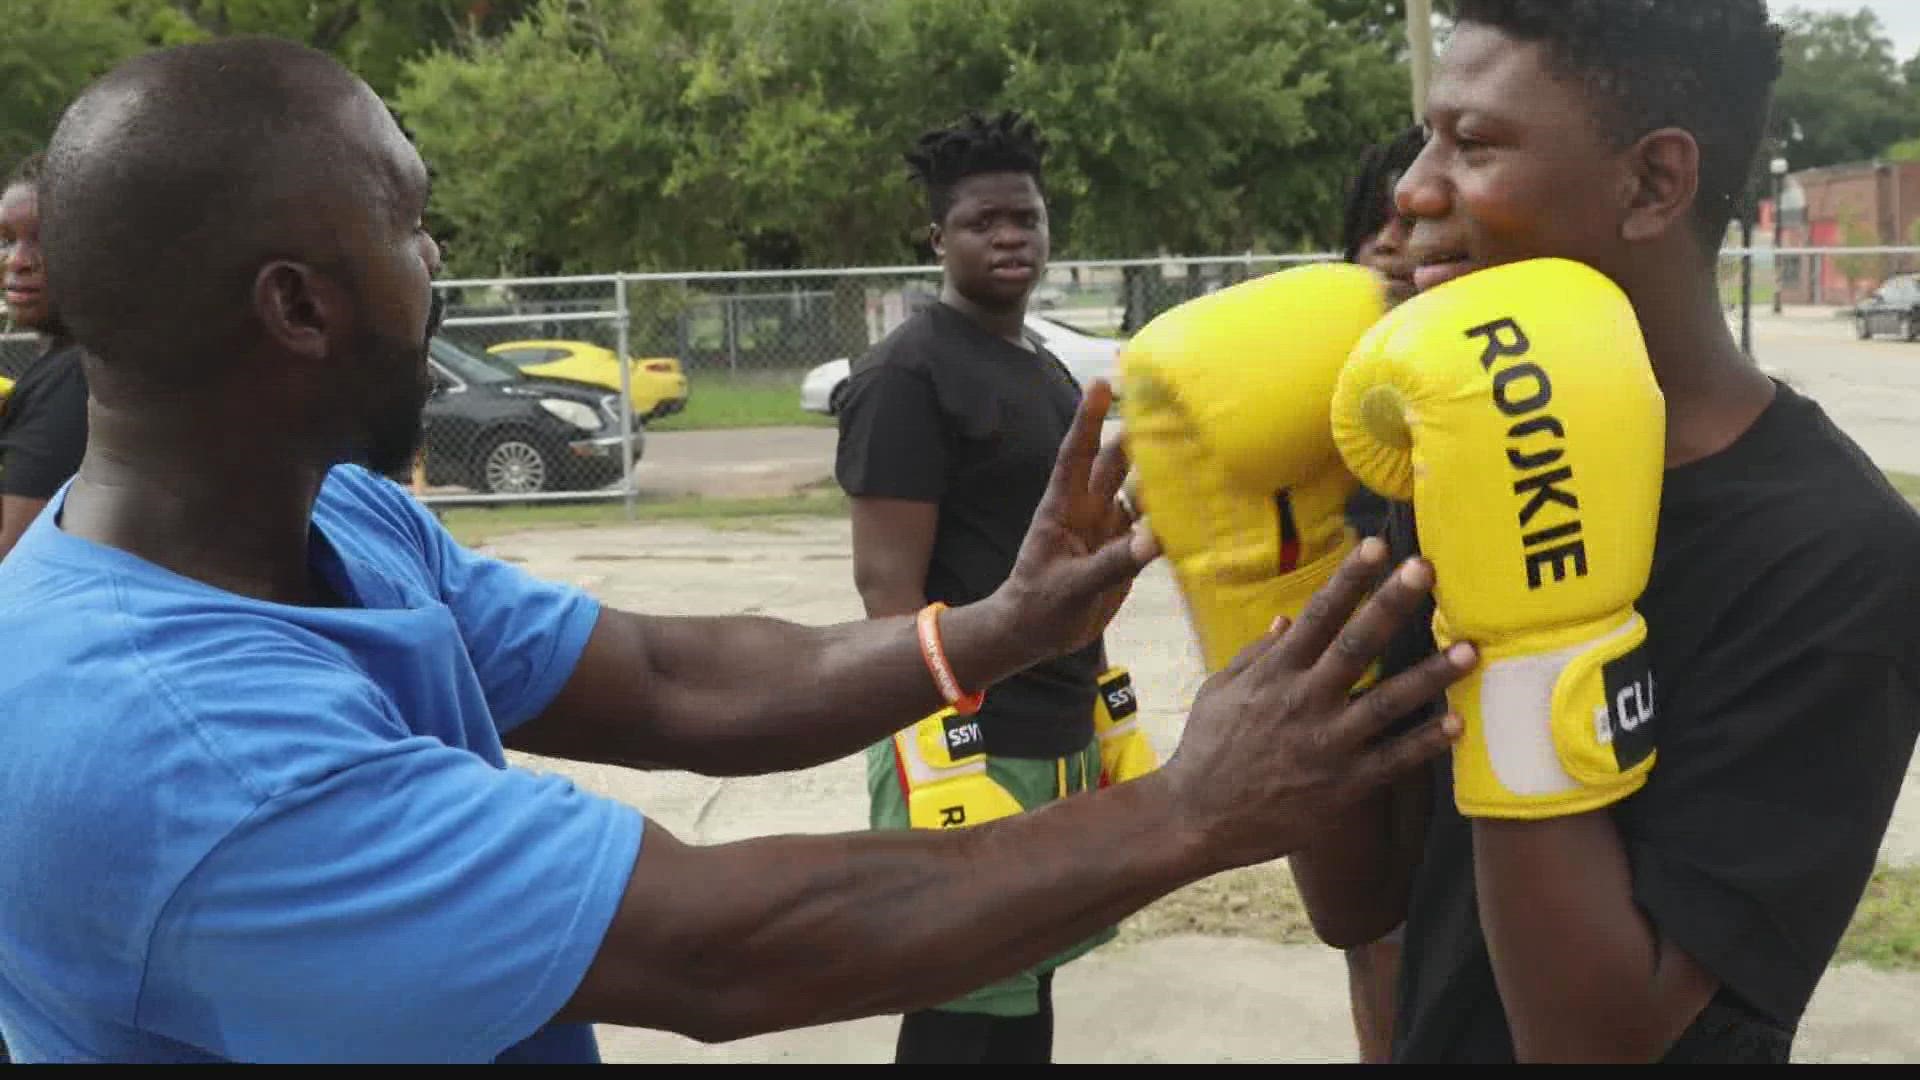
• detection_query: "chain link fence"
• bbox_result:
[408,243,1920,507]
[410,254,1335,506]
[9,247,1920,510]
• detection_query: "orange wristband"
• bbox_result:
[916,602,985,716]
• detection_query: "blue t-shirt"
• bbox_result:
[0,465,645,1063]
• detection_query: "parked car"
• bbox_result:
[485,338,690,420]
[422,336,644,495]
[799,312,1124,416]
[1853,274,1920,341]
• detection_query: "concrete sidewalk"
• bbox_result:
[592,935,1920,1064]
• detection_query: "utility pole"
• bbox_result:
[1408,0,1435,120]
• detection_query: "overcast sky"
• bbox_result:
[1779,0,1920,61]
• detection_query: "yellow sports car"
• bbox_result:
[486,339,689,421]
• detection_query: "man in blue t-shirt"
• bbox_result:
[0,38,1474,1063]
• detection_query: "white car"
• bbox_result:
[799,312,1124,416]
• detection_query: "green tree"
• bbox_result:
[146,2,539,98]
[1771,6,1912,170]
[395,0,916,276]
[929,0,1410,257]
[0,0,146,167]
[0,0,536,168]
[396,0,1412,275]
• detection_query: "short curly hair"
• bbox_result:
[904,110,1048,226]
[1455,0,1785,252]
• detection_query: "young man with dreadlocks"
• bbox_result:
[1285,0,1920,1062]
[834,110,1144,1064]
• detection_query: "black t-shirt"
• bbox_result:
[0,340,88,500]
[834,301,1100,759]
[1387,379,1920,1063]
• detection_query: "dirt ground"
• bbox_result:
[483,511,1920,1064]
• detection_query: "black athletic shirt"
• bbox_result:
[0,339,88,500]
[834,300,1101,759]
[1386,378,1920,1063]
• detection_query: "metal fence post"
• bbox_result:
[615,274,636,522]
[1740,217,1754,358]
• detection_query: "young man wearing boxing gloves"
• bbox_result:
[1303,0,1920,1062]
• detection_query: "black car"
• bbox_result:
[422,336,645,495]
[1853,273,1920,341]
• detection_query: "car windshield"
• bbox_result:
[429,336,521,385]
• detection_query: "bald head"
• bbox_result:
[41,36,427,391]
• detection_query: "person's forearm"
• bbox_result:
[1345,938,1401,1063]
[566,771,1216,1041]
[1290,772,1426,947]
[1474,814,1714,1062]
[532,599,1044,776]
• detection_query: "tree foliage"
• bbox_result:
[394,0,1417,275]
[0,0,534,169]
[1769,6,1914,173]
[0,0,146,169]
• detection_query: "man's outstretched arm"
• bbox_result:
[506,382,1151,776]
[510,596,1037,775]
[551,541,1476,1042]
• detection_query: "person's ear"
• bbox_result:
[1621,128,1701,244]
[253,261,352,364]
[928,222,945,260]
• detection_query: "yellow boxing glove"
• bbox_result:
[1119,263,1391,674]
[892,709,1026,829]
[1093,666,1158,787]
[1331,258,1664,820]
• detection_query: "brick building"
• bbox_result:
[1770,159,1920,305]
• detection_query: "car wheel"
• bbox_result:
[477,431,554,495]
[1858,315,1873,340]
[1907,312,1920,342]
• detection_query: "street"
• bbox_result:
[1746,307,1920,473]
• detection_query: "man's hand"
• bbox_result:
[992,379,1160,660]
[1163,537,1477,871]
[556,529,1476,1042]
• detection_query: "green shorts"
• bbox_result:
[864,734,1118,1018]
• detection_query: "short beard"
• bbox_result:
[338,288,444,478]
[343,325,433,478]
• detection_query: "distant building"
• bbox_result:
[1769,159,1920,305]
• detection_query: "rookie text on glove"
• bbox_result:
[1467,315,1592,592]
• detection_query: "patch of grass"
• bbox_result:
[648,371,835,432]
[1113,859,1920,972]
[437,489,847,547]
[1886,471,1920,503]
[1837,863,1920,971]
[1718,275,1778,308]
[1116,861,1319,947]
